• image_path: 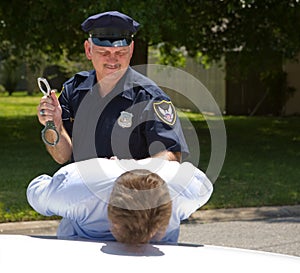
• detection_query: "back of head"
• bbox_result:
[108,169,172,244]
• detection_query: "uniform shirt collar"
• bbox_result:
[107,67,136,101]
[118,67,153,100]
[76,68,141,101]
[76,70,97,91]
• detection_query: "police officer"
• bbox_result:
[37,11,189,164]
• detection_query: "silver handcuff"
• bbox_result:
[37,77,60,146]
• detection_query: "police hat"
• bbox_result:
[81,11,140,47]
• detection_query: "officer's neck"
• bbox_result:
[98,82,116,97]
[97,70,125,97]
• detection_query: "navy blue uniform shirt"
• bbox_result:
[59,67,189,161]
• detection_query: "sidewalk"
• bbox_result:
[1,205,300,236]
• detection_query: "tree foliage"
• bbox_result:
[1,0,299,62]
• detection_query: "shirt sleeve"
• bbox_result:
[58,84,74,137]
[166,162,213,220]
[27,174,54,216]
[26,165,97,219]
[143,96,190,158]
[26,158,125,220]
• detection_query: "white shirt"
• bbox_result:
[27,158,213,243]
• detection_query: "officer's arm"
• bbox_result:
[44,91,72,164]
[152,150,182,162]
[46,126,72,164]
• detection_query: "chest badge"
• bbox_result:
[118,111,134,128]
[153,100,176,125]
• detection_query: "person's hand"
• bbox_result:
[37,90,63,130]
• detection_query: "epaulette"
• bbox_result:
[64,71,91,89]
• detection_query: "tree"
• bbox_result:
[1,0,300,112]
[1,0,299,64]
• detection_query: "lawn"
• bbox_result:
[202,115,300,208]
[0,92,61,222]
[0,92,299,222]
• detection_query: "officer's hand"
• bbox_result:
[37,90,63,130]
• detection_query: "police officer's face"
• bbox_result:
[85,40,134,81]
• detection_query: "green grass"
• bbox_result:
[0,92,60,222]
[0,92,299,222]
[185,114,300,209]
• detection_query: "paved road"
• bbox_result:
[1,205,299,257]
[178,205,300,257]
[179,216,300,257]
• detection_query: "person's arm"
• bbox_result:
[152,150,182,162]
[162,162,213,220]
[38,91,72,164]
[178,166,213,219]
[27,174,60,216]
[45,125,72,164]
[27,164,91,218]
[143,95,189,162]
[27,158,123,220]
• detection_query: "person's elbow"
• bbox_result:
[27,175,53,216]
[152,151,182,162]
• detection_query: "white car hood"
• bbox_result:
[0,235,299,273]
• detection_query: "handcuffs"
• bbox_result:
[37,77,60,146]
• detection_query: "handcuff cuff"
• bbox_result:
[37,77,60,146]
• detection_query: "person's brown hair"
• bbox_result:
[107,169,172,244]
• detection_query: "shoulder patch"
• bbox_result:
[153,100,176,125]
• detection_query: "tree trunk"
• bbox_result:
[130,36,148,76]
